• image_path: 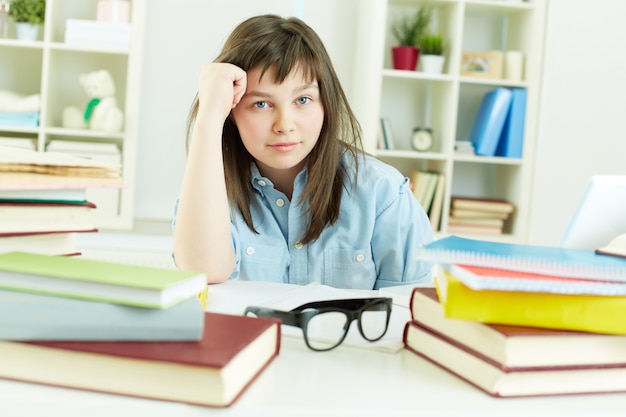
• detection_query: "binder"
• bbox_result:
[468,87,512,156]
[496,88,527,158]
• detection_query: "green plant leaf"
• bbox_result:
[391,7,432,47]
[8,0,46,25]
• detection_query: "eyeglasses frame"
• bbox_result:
[244,297,392,351]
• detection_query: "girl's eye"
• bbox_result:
[297,97,311,105]
[254,101,269,109]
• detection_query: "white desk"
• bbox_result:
[1,281,624,417]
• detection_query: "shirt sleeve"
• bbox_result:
[371,176,435,289]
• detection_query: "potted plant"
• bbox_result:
[8,0,45,41]
[390,7,431,71]
[418,32,446,74]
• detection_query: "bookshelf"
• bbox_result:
[352,0,546,243]
[0,0,145,229]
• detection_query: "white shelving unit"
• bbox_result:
[0,0,145,229]
[352,0,546,243]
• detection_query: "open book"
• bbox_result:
[206,281,410,353]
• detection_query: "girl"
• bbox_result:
[173,14,433,290]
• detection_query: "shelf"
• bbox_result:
[0,0,146,230]
[358,0,547,242]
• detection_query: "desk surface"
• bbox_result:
[2,281,625,417]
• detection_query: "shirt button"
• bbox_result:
[355,254,365,262]
[294,241,303,249]
[245,246,255,255]
[257,180,267,187]
[276,198,285,207]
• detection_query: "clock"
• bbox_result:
[411,127,433,152]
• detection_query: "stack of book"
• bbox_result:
[64,18,131,49]
[0,252,281,407]
[447,196,514,236]
[0,145,122,255]
[404,235,626,397]
[45,139,123,225]
[410,170,446,232]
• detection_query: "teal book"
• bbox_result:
[468,87,512,156]
[496,88,527,158]
[415,235,626,282]
[0,252,207,309]
[0,188,87,204]
[0,289,205,341]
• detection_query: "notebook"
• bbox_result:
[560,175,626,250]
[414,235,626,282]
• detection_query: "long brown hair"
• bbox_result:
[186,14,363,244]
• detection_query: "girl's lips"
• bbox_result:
[270,142,298,152]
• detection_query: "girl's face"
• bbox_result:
[231,65,324,182]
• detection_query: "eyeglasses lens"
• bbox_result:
[305,310,349,351]
[359,302,389,341]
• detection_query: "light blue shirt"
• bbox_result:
[174,153,434,290]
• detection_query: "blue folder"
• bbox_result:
[496,88,527,158]
[468,88,512,156]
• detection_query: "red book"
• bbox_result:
[0,312,281,407]
[404,288,626,397]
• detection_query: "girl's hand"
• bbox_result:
[197,63,247,122]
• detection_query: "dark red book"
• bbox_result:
[0,312,281,407]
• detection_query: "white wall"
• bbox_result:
[134,0,626,246]
[528,0,626,245]
[133,0,358,222]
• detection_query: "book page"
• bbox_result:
[206,281,409,353]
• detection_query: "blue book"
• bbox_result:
[0,289,205,341]
[415,235,626,282]
[468,88,513,156]
[496,88,527,158]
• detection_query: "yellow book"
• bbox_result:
[435,271,626,335]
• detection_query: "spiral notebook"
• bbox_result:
[415,235,626,283]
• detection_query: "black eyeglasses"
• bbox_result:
[244,297,392,351]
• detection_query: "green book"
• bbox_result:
[0,289,205,341]
[0,252,207,309]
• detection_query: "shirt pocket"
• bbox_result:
[324,248,376,290]
[239,242,286,283]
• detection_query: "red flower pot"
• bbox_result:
[392,46,420,71]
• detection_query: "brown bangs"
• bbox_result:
[217,16,321,85]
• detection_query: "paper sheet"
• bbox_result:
[205,281,411,353]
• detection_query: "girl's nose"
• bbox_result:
[273,109,296,134]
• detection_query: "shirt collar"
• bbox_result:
[250,162,308,195]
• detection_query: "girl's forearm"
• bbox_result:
[173,118,235,282]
